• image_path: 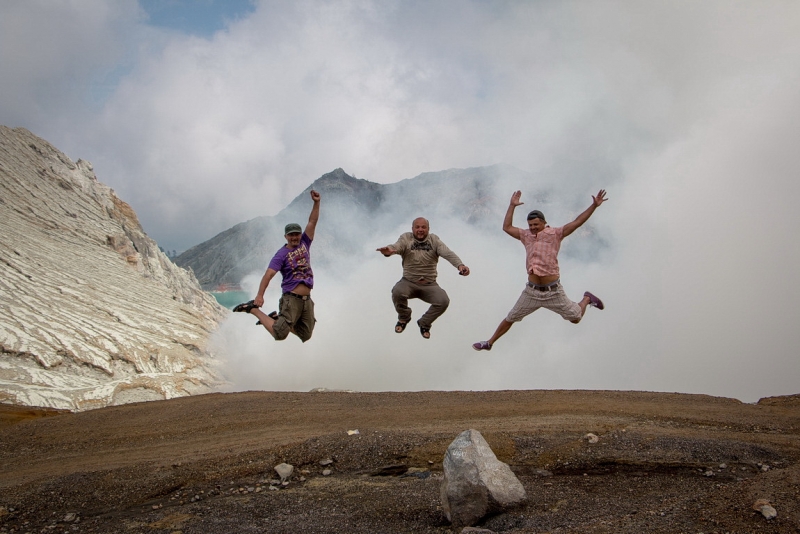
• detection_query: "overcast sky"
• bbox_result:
[1,0,799,403]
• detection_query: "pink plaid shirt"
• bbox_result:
[519,226,564,277]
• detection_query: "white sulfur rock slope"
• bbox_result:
[0,126,227,411]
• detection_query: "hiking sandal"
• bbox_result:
[256,311,279,326]
[233,300,259,313]
[418,322,431,339]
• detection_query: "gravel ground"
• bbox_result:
[1,390,799,533]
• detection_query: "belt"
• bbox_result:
[527,280,559,291]
[284,292,310,301]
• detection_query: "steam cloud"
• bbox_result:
[2,1,799,401]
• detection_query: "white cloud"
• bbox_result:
[2,0,799,401]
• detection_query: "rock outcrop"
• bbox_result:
[0,126,226,411]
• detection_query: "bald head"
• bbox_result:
[412,217,429,240]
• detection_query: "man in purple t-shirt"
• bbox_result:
[233,190,320,342]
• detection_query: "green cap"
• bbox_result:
[284,223,302,235]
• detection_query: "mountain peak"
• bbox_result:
[284,168,384,212]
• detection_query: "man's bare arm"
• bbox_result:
[305,190,321,240]
[562,189,607,238]
[254,268,278,307]
[503,190,523,240]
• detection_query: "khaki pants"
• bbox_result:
[273,293,315,342]
[391,278,450,329]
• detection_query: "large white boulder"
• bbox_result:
[440,429,527,527]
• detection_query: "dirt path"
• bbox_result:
[1,390,799,533]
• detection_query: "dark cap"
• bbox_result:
[284,223,302,235]
[526,210,546,221]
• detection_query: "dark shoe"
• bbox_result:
[233,300,259,313]
[584,291,604,310]
[257,311,279,326]
[472,341,492,351]
[417,321,430,339]
[395,321,408,334]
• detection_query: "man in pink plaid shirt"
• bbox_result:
[472,189,607,351]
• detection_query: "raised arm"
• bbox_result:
[503,190,524,240]
[561,189,608,238]
[304,190,321,240]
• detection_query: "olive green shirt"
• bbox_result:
[388,232,463,284]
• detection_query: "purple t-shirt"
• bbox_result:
[268,233,314,293]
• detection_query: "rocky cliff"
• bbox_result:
[0,126,226,411]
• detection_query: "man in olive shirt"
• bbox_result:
[377,217,470,339]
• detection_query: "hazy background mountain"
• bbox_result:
[176,165,606,291]
[0,126,226,411]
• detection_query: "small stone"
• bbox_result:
[753,498,771,509]
[719,463,727,469]
[585,433,599,444]
[322,469,332,476]
[761,464,770,472]
[347,429,360,435]
[62,513,76,522]
[274,463,294,482]
[760,505,777,519]
[753,500,778,520]
[319,459,334,466]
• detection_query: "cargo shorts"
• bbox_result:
[505,281,582,323]
[273,292,315,342]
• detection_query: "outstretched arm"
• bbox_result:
[562,189,608,238]
[377,235,406,257]
[304,190,321,240]
[503,190,523,240]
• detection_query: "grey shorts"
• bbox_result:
[505,282,582,322]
